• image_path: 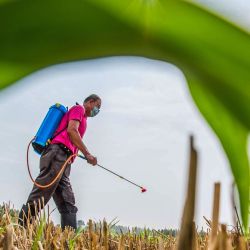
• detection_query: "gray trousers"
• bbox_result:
[26,144,77,214]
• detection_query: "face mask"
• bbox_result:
[90,106,100,117]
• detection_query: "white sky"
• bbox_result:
[194,0,250,31]
[0,1,249,229]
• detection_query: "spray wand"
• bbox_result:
[78,155,147,193]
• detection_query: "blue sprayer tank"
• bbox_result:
[32,103,67,154]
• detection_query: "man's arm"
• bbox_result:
[67,120,97,165]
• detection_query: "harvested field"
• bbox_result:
[0,137,248,250]
[0,206,248,250]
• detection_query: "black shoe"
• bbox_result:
[61,213,77,230]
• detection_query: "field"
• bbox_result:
[0,137,249,250]
[0,204,248,250]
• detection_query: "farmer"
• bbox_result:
[18,94,101,230]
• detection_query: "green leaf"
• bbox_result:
[185,71,249,230]
[0,0,249,229]
[32,215,46,250]
[69,226,84,250]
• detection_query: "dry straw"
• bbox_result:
[0,136,249,249]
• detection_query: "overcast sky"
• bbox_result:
[0,1,249,229]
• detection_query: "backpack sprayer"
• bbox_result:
[27,103,147,193]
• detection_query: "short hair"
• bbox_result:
[84,94,101,103]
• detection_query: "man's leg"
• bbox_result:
[18,144,68,227]
[53,165,78,230]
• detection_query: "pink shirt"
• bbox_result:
[51,105,87,158]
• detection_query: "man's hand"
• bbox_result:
[85,154,97,166]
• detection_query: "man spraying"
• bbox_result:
[18,94,102,230]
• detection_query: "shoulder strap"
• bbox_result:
[50,126,67,140]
